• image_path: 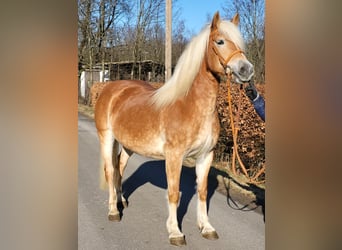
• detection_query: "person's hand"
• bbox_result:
[245,81,258,101]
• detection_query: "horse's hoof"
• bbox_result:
[202,230,219,240]
[108,213,121,222]
[169,236,186,246]
[121,200,128,208]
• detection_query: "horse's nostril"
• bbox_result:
[239,66,246,74]
[238,62,253,77]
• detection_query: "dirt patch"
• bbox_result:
[209,163,265,218]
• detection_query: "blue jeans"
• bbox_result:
[253,94,265,121]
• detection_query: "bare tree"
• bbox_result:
[78,0,188,103]
[172,19,188,65]
[95,0,131,80]
[78,0,132,103]
[78,0,131,68]
[127,0,164,79]
[78,0,96,103]
[78,0,94,69]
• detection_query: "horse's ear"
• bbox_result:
[231,13,239,26]
[211,11,220,31]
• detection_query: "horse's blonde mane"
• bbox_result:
[151,20,244,108]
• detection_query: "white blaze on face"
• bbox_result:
[227,57,254,83]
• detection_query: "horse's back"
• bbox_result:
[94,80,154,131]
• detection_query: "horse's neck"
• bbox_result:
[188,63,219,114]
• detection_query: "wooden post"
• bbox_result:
[165,0,172,81]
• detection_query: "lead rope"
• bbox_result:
[211,33,265,183]
[226,76,265,184]
[226,76,248,177]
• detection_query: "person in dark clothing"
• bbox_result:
[244,81,265,121]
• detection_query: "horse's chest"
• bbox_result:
[188,115,219,157]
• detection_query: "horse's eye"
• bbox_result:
[216,40,224,45]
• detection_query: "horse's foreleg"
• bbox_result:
[196,151,219,240]
[165,151,186,246]
[99,130,120,221]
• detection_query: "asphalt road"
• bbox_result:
[78,113,265,250]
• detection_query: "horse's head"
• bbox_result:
[207,12,254,83]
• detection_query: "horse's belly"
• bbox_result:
[115,131,165,160]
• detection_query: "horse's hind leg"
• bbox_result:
[98,130,120,221]
[114,147,129,208]
[196,151,218,240]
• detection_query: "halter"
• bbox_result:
[210,30,244,74]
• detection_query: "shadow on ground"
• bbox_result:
[122,160,265,227]
[209,167,265,222]
[122,160,218,229]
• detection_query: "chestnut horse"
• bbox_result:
[94,12,254,246]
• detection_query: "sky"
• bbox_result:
[178,0,228,34]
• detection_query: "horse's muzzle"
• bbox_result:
[229,60,254,84]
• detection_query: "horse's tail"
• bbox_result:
[99,139,121,190]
